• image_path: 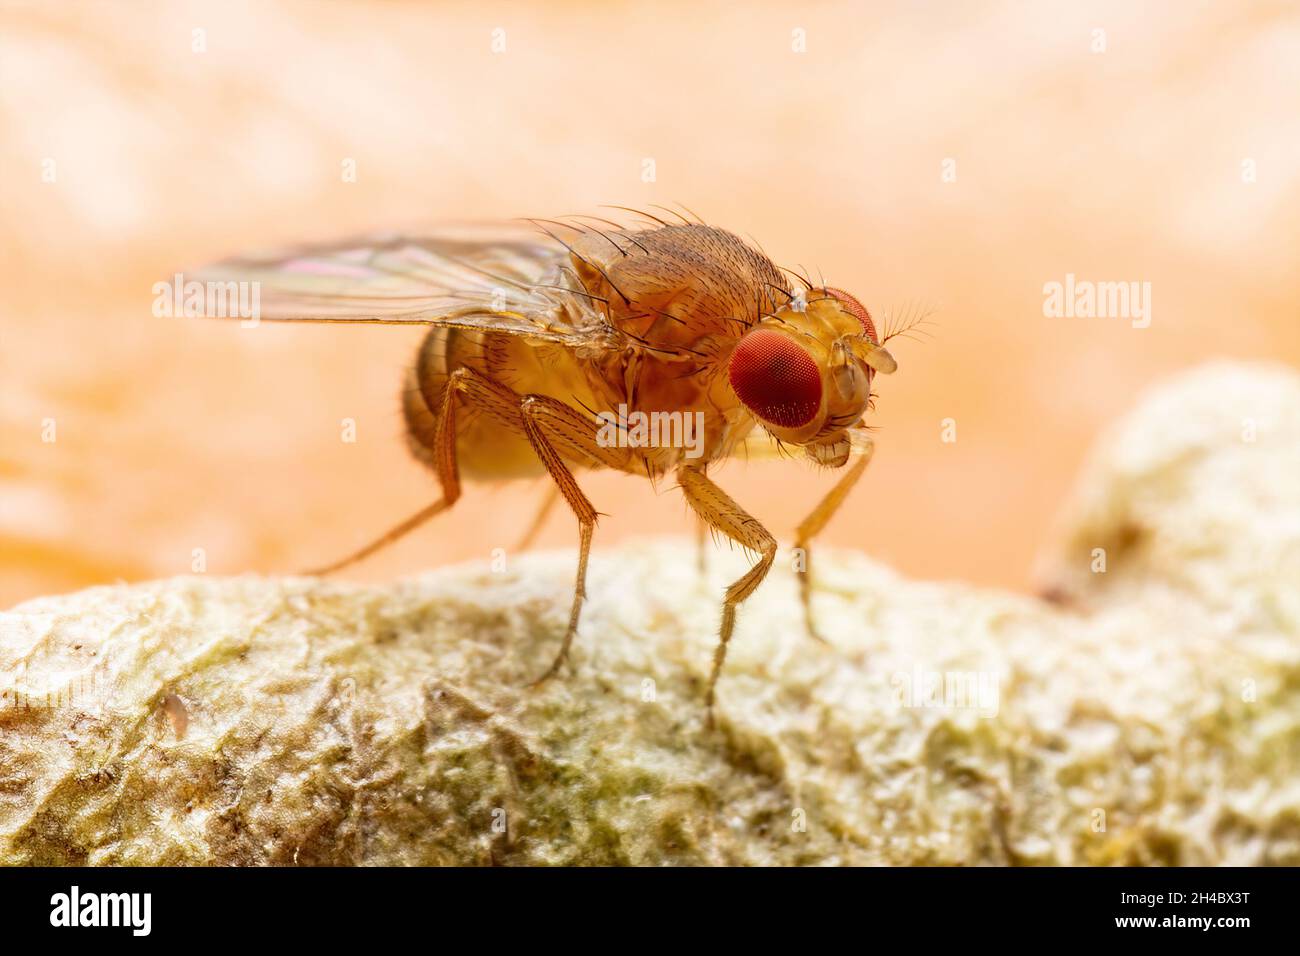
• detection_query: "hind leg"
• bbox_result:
[304,364,490,575]
[313,361,632,682]
[513,484,561,553]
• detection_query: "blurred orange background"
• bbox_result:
[3,0,1299,608]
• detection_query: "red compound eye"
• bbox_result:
[728,329,822,428]
[824,286,878,344]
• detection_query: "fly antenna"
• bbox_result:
[881,301,939,345]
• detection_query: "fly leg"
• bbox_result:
[303,364,496,575]
[695,517,710,576]
[424,369,628,682]
[513,484,560,553]
[309,364,630,686]
[794,428,875,643]
[515,394,631,684]
[417,367,629,683]
[304,500,451,575]
[677,465,777,724]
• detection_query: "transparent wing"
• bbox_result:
[190,224,604,343]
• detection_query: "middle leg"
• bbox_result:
[677,465,777,721]
[412,365,630,683]
[517,393,632,683]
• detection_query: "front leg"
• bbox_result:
[794,427,876,642]
[677,465,777,723]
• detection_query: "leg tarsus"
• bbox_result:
[303,499,449,576]
[793,429,875,644]
[302,368,475,576]
[513,483,561,553]
[525,518,593,686]
[515,393,624,688]
[678,466,777,721]
[795,548,831,645]
[695,517,709,577]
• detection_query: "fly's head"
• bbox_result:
[726,287,896,458]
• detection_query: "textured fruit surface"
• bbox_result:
[2,363,1297,865]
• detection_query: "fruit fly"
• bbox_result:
[196,209,902,716]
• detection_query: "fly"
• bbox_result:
[193,208,909,721]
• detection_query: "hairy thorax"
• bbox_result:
[404,224,790,481]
